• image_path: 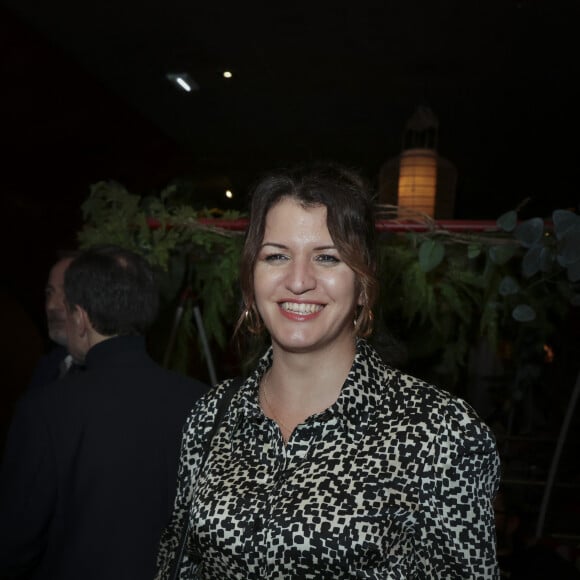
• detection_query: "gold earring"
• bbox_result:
[243,306,264,334]
[354,306,374,337]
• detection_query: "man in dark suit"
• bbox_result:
[0,245,209,579]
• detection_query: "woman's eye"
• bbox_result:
[264,253,288,262]
[315,254,340,264]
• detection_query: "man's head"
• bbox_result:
[45,254,77,346]
[64,245,159,362]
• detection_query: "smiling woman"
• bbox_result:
[154,163,501,579]
[253,198,361,362]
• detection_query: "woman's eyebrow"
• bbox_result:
[260,242,287,250]
[260,243,338,251]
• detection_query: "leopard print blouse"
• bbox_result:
[155,339,500,579]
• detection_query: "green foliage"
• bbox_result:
[78,181,244,373]
[553,210,580,281]
[76,182,578,393]
[418,239,445,271]
[375,233,486,387]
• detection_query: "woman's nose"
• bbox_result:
[285,258,316,294]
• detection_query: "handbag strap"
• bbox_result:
[169,376,244,580]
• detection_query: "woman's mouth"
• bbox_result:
[279,302,324,314]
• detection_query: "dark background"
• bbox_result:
[1,0,579,378]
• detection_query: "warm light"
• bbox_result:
[223,71,233,79]
[225,189,233,199]
[397,148,437,217]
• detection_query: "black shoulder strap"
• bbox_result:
[169,376,244,580]
[206,376,243,449]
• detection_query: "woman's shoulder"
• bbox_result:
[383,366,454,411]
[185,375,248,420]
[360,341,492,440]
[359,340,454,412]
[176,377,248,455]
[384,366,496,447]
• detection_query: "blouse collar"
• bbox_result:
[233,339,391,445]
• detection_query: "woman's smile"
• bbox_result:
[279,300,324,320]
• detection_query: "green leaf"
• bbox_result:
[439,282,472,323]
[557,231,580,266]
[499,276,520,296]
[489,244,517,265]
[512,304,536,322]
[538,246,555,272]
[522,246,543,278]
[418,239,445,272]
[567,259,580,282]
[553,209,580,239]
[514,218,544,247]
[467,244,482,259]
[497,210,518,232]
[401,262,428,322]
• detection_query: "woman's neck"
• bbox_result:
[264,337,357,418]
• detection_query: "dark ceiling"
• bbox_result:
[3,1,579,212]
[1,1,579,314]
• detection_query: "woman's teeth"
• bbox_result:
[280,302,323,314]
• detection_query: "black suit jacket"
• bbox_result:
[27,345,84,391]
[0,336,209,579]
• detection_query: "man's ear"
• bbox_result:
[71,305,91,337]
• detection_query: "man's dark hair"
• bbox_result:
[64,245,159,336]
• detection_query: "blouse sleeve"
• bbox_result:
[415,397,500,579]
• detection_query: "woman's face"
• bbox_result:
[253,197,360,355]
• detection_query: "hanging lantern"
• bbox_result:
[397,148,438,217]
[378,106,457,219]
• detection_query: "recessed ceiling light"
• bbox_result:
[166,73,199,93]
[225,189,233,199]
[223,71,233,79]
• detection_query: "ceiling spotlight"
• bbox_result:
[223,71,233,79]
[225,189,233,199]
[166,73,199,93]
